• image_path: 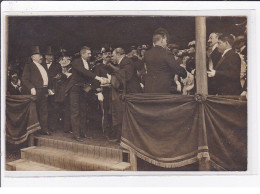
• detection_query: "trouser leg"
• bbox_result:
[48,95,59,131]
[36,88,49,133]
[69,86,81,138]
[79,92,87,136]
[63,96,71,133]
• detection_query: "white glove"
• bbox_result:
[31,88,36,95]
[106,73,112,81]
[207,69,216,77]
[48,89,55,95]
[96,92,104,102]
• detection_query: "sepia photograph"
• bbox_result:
[1,2,254,179]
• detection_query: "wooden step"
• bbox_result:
[35,136,127,162]
[6,159,64,171]
[21,146,131,171]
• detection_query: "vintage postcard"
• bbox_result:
[1,1,258,186]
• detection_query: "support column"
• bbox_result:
[195,16,210,171]
[195,16,208,94]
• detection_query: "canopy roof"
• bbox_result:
[8,16,246,61]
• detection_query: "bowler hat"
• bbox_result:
[45,46,54,55]
[31,46,41,56]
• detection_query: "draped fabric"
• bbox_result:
[120,94,247,171]
[6,95,41,144]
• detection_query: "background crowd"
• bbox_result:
[6,24,247,143]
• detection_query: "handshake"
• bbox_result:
[95,74,111,85]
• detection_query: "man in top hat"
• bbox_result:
[22,46,50,135]
[43,46,62,132]
[144,28,178,93]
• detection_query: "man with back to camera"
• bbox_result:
[207,34,242,95]
[144,28,177,93]
[65,46,109,142]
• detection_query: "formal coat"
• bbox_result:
[22,62,48,93]
[7,82,21,95]
[65,57,98,94]
[43,61,62,90]
[208,47,222,95]
[113,56,142,94]
[144,45,177,93]
[214,49,242,95]
[21,61,49,133]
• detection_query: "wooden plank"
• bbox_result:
[195,16,208,95]
[129,150,137,171]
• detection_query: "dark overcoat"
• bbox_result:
[214,49,242,95]
[144,45,177,93]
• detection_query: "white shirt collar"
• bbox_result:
[222,48,232,57]
[240,45,246,53]
[118,55,125,65]
[211,43,218,53]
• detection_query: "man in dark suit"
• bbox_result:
[43,46,62,132]
[65,46,108,142]
[109,47,142,142]
[207,32,222,95]
[22,46,50,135]
[207,34,242,95]
[7,72,22,95]
[144,30,177,93]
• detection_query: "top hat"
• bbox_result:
[31,46,41,56]
[45,46,54,55]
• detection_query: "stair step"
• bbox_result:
[35,136,127,162]
[6,159,64,171]
[21,146,131,171]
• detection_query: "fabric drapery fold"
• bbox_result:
[6,95,41,144]
[120,94,247,171]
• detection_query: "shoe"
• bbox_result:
[74,136,84,142]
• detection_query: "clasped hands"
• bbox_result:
[95,74,112,85]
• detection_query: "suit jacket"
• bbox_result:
[43,61,62,90]
[65,57,98,94]
[214,49,242,95]
[22,61,48,94]
[7,82,21,95]
[144,45,177,93]
[208,47,222,95]
[113,56,142,94]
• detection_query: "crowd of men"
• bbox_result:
[7,27,247,143]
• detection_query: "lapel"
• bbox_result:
[214,50,232,70]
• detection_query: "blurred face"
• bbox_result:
[162,37,168,48]
[208,33,219,47]
[59,56,71,67]
[32,54,43,64]
[172,48,179,55]
[112,51,118,64]
[102,51,111,62]
[45,54,54,63]
[11,74,18,84]
[81,50,92,61]
[182,56,190,65]
[217,40,228,53]
[141,50,146,57]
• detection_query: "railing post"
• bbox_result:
[130,150,137,171]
